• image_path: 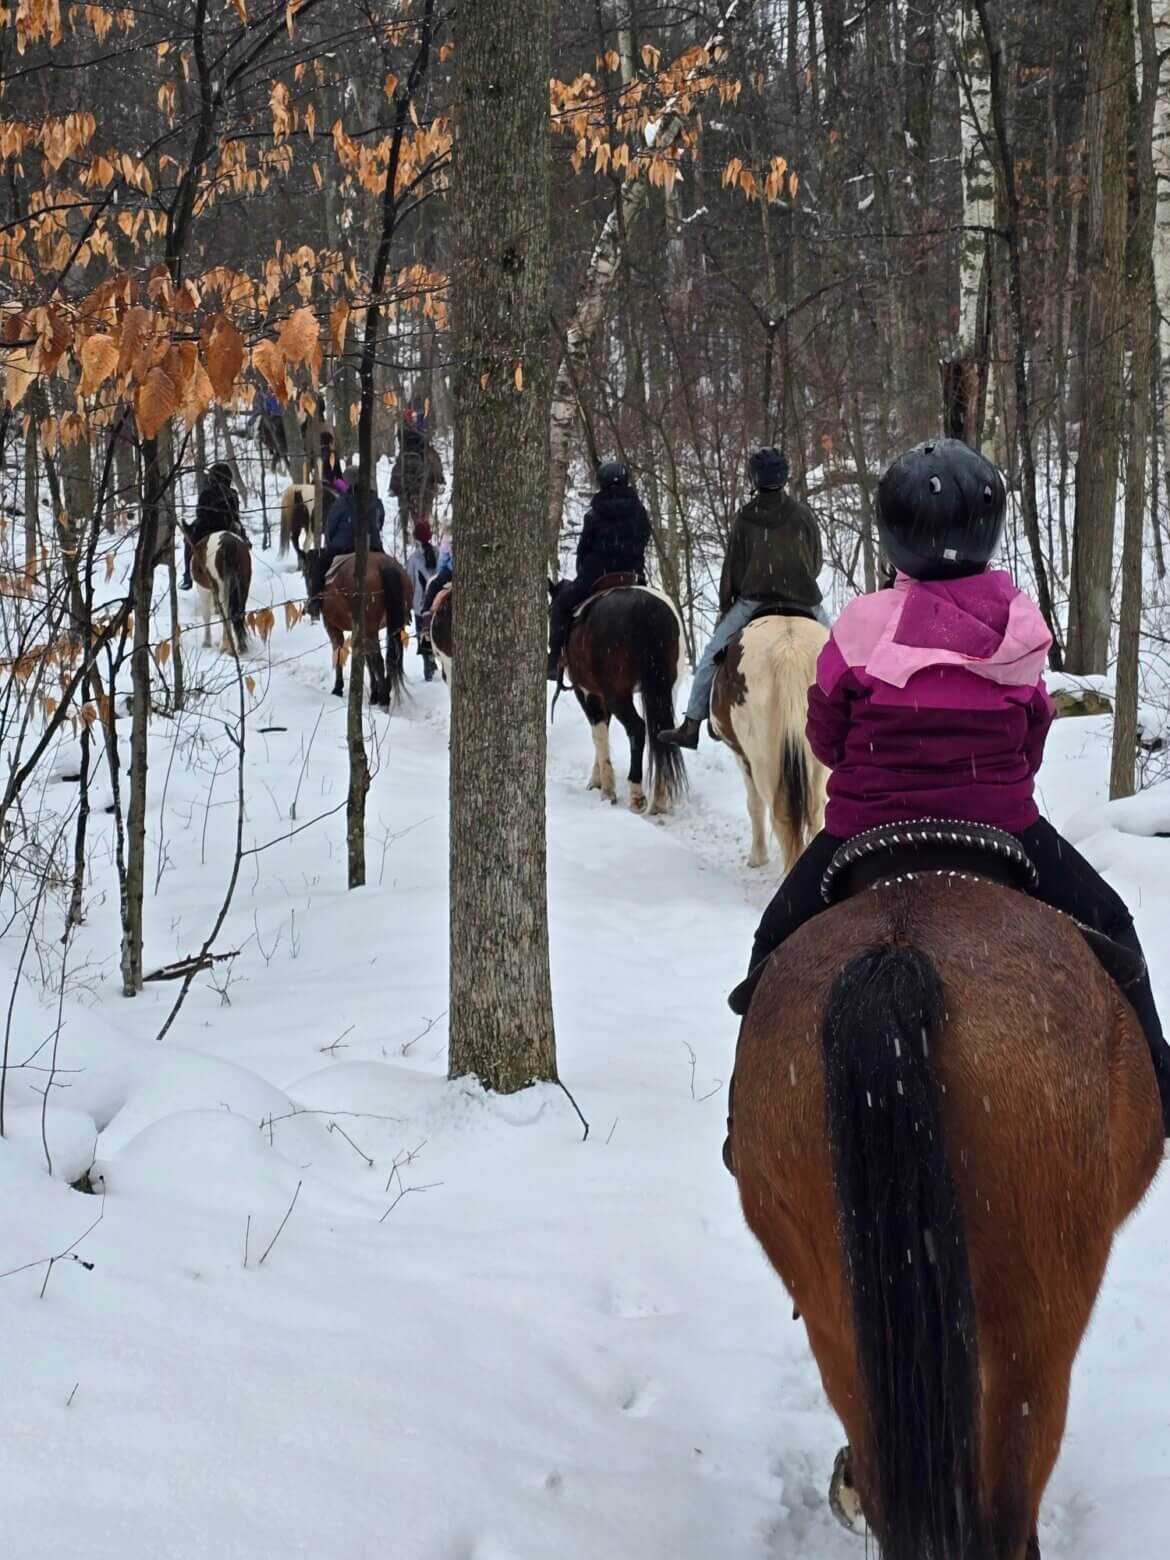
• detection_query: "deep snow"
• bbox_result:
[2,525,1168,1559]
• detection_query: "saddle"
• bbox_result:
[746,600,823,627]
[571,572,640,621]
[431,583,452,617]
[325,553,351,585]
[821,819,1145,991]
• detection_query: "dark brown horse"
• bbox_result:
[298,549,411,709]
[730,873,1162,1559]
[279,484,315,559]
[549,580,686,815]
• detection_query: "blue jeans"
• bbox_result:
[686,599,829,722]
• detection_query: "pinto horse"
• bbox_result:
[730,868,1162,1559]
[298,549,411,709]
[549,579,686,815]
[189,530,251,656]
[710,612,828,871]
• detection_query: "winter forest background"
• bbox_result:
[2,4,1170,1557]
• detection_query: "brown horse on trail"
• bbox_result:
[279,483,315,559]
[549,578,686,815]
[730,865,1162,1560]
[710,611,828,871]
[298,549,411,709]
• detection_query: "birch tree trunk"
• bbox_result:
[546,0,748,560]
[448,0,557,1092]
[942,1,995,444]
[1152,0,1170,480]
[1067,0,1131,673]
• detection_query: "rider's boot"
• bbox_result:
[546,649,562,683]
[180,572,193,591]
[658,715,701,749]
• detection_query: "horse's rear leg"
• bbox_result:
[611,695,646,812]
[367,644,389,709]
[736,753,768,868]
[330,629,345,697]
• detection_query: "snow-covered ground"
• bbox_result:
[2,528,1168,1559]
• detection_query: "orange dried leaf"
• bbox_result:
[513,360,524,392]
[157,637,171,665]
[205,315,246,401]
[329,297,350,354]
[135,366,178,440]
[278,305,319,367]
[245,675,256,695]
[79,331,118,396]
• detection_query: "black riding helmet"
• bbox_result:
[749,447,789,492]
[209,461,233,485]
[876,438,1006,581]
[597,460,630,490]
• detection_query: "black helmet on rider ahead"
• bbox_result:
[876,438,1005,581]
[749,447,789,492]
[597,460,630,490]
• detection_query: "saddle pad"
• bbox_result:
[325,553,352,584]
[821,819,1039,906]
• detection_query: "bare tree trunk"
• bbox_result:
[449,0,557,1092]
[1067,0,1131,672]
[1111,0,1158,798]
[1152,0,1170,481]
[122,439,163,996]
[975,0,1063,664]
[23,410,38,575]
[942,2,995,442]
[546,0,748,560]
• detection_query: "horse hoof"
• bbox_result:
[629,789,647,814]
[747,853,768,869]
[828,1446,866,1536]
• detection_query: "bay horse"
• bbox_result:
[429,584,452,684]
[278,483,315,559]
[549,579,686,815]
[730,867,1163,1559]
[189,530,251,656]
[710,612,828,871]
[298,549,411,709]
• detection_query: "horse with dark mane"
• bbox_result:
[297,548,411,709]
[548,577,686,815]
[729,835,1162,1559]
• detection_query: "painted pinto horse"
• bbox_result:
[279,483,315,559]
[298,548,411,709]
[729,832,1163,1560]
[189,529,251,656]
[429,584,452,685]
[549,576,686,815]
[710,611,828,871]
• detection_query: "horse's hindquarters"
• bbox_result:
[732,878,1161,1554]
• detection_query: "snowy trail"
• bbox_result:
[2,540,1168,1558]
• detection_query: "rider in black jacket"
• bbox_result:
[548,462,651,679]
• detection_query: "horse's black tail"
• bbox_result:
[225,538,249,655]
[381,565,407,708]
[822,945,988,1560]
[641,601,687,807]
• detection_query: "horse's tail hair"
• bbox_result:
[641,600,687,805]
[224,536,249,655]
[822,945,988,1560]
[380,562,407,708]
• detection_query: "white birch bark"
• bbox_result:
[955,2,995,360]
[546,0,748,556]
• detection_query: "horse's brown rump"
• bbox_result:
[732,876,1161,1559]
[313,552,411,709]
